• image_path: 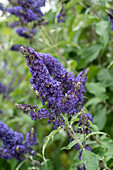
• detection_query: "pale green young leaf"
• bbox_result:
[42,128,61,162]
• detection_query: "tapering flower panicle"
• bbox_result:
[0,121,37,161]
[10,44,22,51]
[19,46,88,129]
[15,103,50,121]
[15,103,38,114]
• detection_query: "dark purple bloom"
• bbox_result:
[18,0,35,8]
[16,27,37,38]
[0,121,37,161]
[8,6,24,16]
[10,21,19,28]
[10,44,22,51]
[106,10,113,30]
[24,128,37,147]
[86,113,93,123]
[56,4,66,23]
[24,9,40,22]
[57,13,66,23]
[18,46,89,129]
[75,143,80,151]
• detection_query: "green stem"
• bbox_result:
[83,127,86,148]
[87,0,102,20]
[67,124,83,149]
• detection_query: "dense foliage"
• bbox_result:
[0,0,113,169]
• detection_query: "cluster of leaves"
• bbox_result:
[0,0,113,169]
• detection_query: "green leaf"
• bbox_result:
[15,160,26,170]
[97,68,113,87]
[67,60,77,70]
[85,97,102,106]
[86,131,107,140]
[108,61,113,69]
[101,137,113,159]
[81,149,99,170]
[65,0,81,9]
[56,41,80,49]
[42,128,61,162]
[96,21,109,48]
[70,112,81,125]
[62,114,68,131]
[77,44,101,69]
[61,140,79,150]
[93,107,108,130]
[86,82,106,99]
[87,65,100,82]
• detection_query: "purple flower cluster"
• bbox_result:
[16,27,37,39]
[0,82,7,94]
[10,21,19,28]
[77,113,93,134]
[8,0,47,40]
[56,4,66,23]
[18,46,88,129]
[106,10,113,30]
[0,121,37,161]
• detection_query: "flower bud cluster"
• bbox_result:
[0,121,37,161]
[18,46,88,129]
[8,0,47,50]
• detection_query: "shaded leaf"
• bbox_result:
[81,149,99,170]
[77,44,101,69]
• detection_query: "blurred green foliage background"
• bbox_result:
[0,0,113,169]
